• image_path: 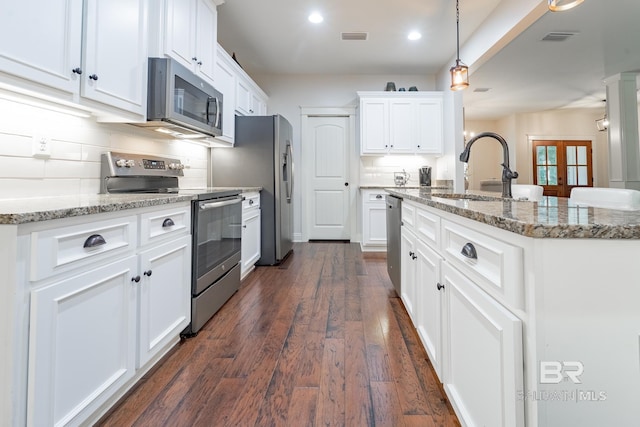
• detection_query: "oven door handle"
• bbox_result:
[199,197,242,210]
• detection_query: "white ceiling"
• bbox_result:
[217,0,640,120]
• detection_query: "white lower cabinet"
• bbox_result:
[442,262,524,427]
[414,238,443,378]
[400,227,417,321]
[361,189,387,251]
[28,257,138,427]
[400,200,524,427]
[21,203,191,426]
[241,192,261,279]
[137,235,191,368]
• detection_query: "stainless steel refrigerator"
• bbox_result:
[210,114,294,265]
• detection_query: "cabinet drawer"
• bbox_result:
[415,206,440,250]
[441,219,523,308]
[402,201,416,230]
[364,191,387,203]
[30,215,137,282]
[139,205,190,247]
[242,192,260,210]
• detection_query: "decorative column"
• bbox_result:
[605,73,640,189]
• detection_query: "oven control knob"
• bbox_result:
[125,160,136,168]
[168,163,184,170]
[115,159,127,167]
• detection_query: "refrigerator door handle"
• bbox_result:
[285,142,294,203]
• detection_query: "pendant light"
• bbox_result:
[450,0,469,91]
[548,0,584,12]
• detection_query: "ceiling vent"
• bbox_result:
[541,32,577,42]
[341,32,368,41]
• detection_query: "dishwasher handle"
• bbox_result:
[199,196,242,210]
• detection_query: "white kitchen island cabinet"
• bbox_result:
[389,188,640,427]
[1,198,192,427]
[0,0,148,119]
[358,92,444,155]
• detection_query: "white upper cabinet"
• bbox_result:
[82,0,148,115]
[0,0,83,95]
[165,0,217,85]
[214,47,237,144]
[0,0,148,118]
[236,74,267,116]
[358,91,444,155]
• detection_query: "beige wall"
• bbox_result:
[464,109,610,189]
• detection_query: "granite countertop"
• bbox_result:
[0,187,262,225]
[359,185,452,190]
[386,188,640,239]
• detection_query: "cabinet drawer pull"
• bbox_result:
[461,242,478,260]
[412,253,417,260]
[408,251,414,258]
[437,282,445,291]
[83,234,106,248]
[162,218,175,228]
[249,199,254,205]
[131,275,141,283]
[376,194,383,199]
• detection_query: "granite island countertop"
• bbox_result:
[386,187,640,239]
[0,187,262,225]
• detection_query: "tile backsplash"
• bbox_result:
[0,95,209,198]
[360,155,436,187]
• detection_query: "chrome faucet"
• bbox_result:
[459,132,519,198]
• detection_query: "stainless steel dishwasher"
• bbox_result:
[386,194,402,295]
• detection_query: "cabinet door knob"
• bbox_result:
[89,74,98,81]
[192,57,198,61]
[344,182,349,187]
[131,275,141,283]
[83,234,106,248]
[242,224,247,228]
[437,282,445,291]
[143,270,152,277]
[249,199,254,205]
[461,242,478,260]
[412,253,417,260]
[72,67,83,75]
[376,194,382,199]
[162,218,175,228]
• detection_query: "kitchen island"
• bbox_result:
[385,187,640,427]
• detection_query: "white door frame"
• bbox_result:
[301,107,358,242]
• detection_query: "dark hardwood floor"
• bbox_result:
[98,242,460,427]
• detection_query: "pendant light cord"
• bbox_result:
[456,0,461,62]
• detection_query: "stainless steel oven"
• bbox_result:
[100,151,242,336]
[189,191,242,334]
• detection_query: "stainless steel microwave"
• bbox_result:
[136,57,223,139]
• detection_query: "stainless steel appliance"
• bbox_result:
[386,194,402,295]
[132,57,223,139]
[210,114,294,265]
[419,166,432,186]
[100,151,241,335]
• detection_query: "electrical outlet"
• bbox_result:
[32,134,52,158]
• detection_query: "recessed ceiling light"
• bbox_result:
[408,31,422,41]
[308,12,323,24]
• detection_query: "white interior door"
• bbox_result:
[306,116,351,240]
